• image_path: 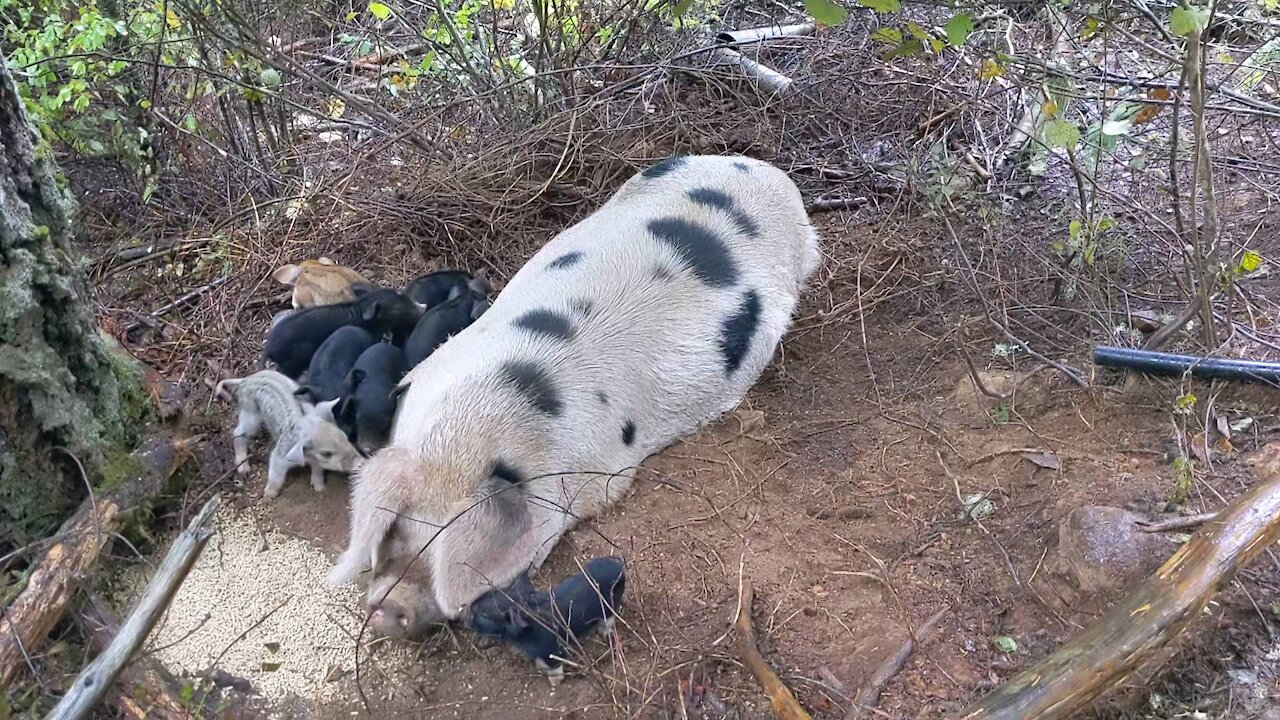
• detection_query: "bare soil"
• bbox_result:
[133,211,1280,720]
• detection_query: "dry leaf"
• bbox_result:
[1189,432,1210,463]
[1020,450,1060,470]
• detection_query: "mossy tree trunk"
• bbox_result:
[0,55,141,551]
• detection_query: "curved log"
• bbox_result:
[956,444,1280,719]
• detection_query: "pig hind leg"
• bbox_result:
[232,404,263,475]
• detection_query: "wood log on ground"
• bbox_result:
[80,594,196,720]
[956,444,1280,720]
[0,434,194,690]
[49,495,219,720]
[733,581,813,720]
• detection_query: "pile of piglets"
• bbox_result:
[217,259,490,497]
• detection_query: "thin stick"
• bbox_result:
[733,582,813,720]
[1137,511,1219,533]
[846,607,949,719]
[48,495,219,720]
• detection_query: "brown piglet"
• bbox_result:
[272,257,373,308]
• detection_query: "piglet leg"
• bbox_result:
[264,447,293,499]
[309,462,327,492]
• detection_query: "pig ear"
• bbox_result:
[272,264,301,284]
[351,283,376,298]
[285,442,306,465]
[318,256,336,265]
[362,301,382,322]
[315,398,341,421]
[346,368,367,391]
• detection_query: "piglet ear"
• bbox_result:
[272,264,301,284]
[315,398,341,422]
[285,442,306,465]
[361,300,382,322]
[318,256,336,265]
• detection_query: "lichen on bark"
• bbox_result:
[0,56,143,548]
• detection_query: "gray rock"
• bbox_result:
[1054,506,1176,594]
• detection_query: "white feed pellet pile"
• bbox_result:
[116,503,413,706]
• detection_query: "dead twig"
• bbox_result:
[733,582,813,720]
[846,607,949,719]
[1137,512,1219,533]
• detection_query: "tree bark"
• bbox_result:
[955,444,1280,719]
[0,53,142,549]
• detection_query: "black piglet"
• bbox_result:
[467,556,626,682]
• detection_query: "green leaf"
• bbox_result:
[671,0,694,17]
[881,38,924,60]
[945,13,972,46]
[1237,249,1264,274]
[857,0,900,12]
[805,0,849,25]
[1068,219,1082,243]
[870,27,901,44]
[87,138,105,153]
[367,1,392,20]
[1044,119,1081,149]
[994,635,1018,653]
[1170,5,1209,37]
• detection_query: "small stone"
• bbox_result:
[1054,506,1175,594]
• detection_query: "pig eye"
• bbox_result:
[318,450,333,460]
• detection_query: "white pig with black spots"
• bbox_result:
[329,155,821,635]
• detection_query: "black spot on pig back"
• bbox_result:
[641,156,687,179]
[621,421,635,446]
[500,361,562,416]
[647,218,739,288]
[547,251,584,270]
[733,161,751,173]
[513,309,574,341]
[686,187,759,238]
[491,461,525,486]
[720,289,762,374]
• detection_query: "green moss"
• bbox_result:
[98,347,156,450]
[99,449,146,493]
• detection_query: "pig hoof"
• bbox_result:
[536,659,565,687]
[237,464,251,476]
[264,488,280,500]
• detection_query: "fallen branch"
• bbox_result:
[847,607,949,719]
[956,443,1280,719]
[49,495,219,720]
[0,435,195,689]
[734,582,812,720]
[79,594,197,719]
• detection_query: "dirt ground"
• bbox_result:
[106,209,1280,720]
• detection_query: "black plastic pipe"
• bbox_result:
[1094,345,1280,384]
